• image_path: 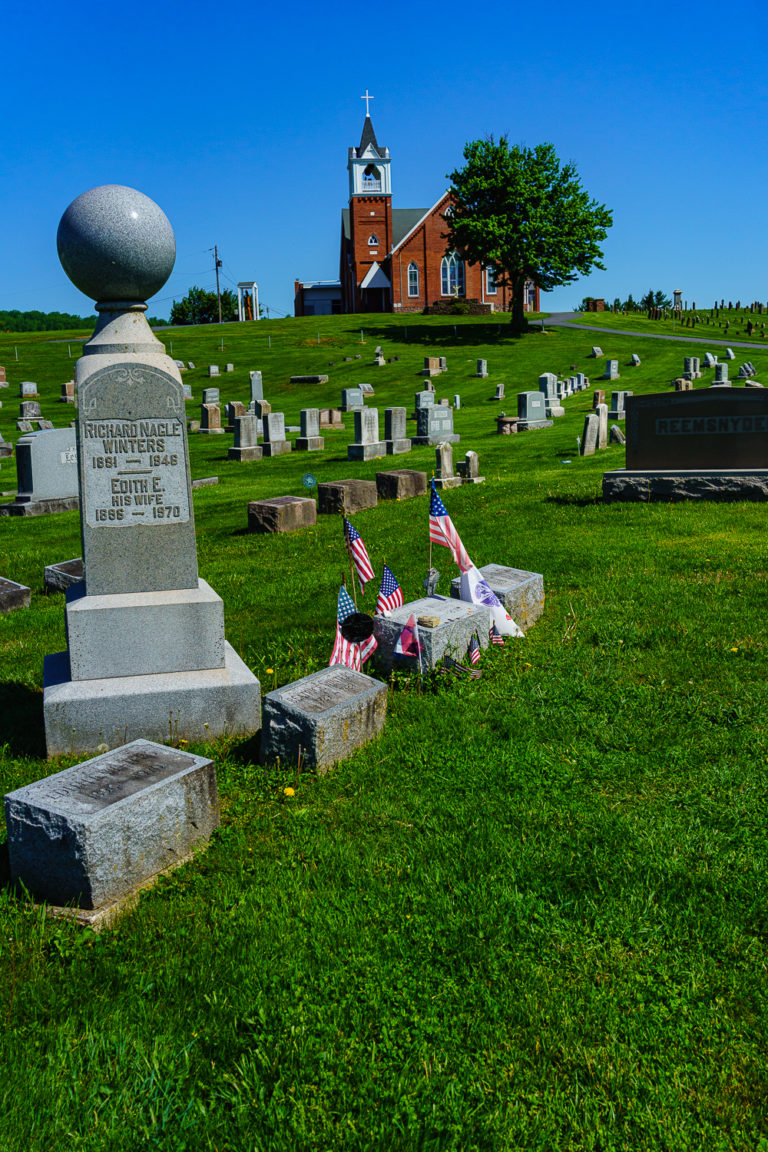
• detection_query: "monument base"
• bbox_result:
[295,436,324,451]
[198,428,226,435]
[228,446,263,462]
[43,643,261,756]
[385,438,412,455]
[603,469,768,503]
[262,440,292,456]
[434,476,463,490]
[347,441,387,461]
[0,496,79,517]
[410,433,460,446]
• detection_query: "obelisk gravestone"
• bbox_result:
[43,184,260,755]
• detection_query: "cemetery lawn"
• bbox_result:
[555,308,768,345]
[2,314,768,1150]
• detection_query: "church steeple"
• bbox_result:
[348,91,391,199]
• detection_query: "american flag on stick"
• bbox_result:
[468,633,481,665]
[329,584,377,669]
[375,564,404,615]
[429,481,472,573]
[343,516,374,590]
[490,623,505,646]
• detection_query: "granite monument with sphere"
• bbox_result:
[43,184,260,755]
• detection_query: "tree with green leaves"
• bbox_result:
[170,286,237,326]
[445,138,613,332]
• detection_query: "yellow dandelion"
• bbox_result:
[524,662,532,667]
[266,668,274,674]
[284,787,295,797]
[730,647,739,652]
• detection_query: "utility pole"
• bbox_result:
[213,245,223,324]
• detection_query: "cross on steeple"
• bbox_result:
[361,89,374,117]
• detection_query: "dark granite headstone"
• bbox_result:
[626,390,768,470]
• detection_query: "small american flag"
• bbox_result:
[344,516,374,589]
[329,584,361,671]
[429,481,472,572]
[468,633,481,665]
[376,564,404,615]
[490,623,505,646]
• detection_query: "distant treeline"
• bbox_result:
[0,309,168,332]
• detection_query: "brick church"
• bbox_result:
[294,104,540,317]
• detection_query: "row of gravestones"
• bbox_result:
[503,371,590,433]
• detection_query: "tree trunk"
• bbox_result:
[509,272,528,333]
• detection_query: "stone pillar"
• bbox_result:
[596,402,609,449]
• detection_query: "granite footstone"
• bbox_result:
[247,495,316,533]
[375,469,427,500]
[317,479,377,514]
[0,577,31,613]
[44,558,84,593]
[374,596,489,671]
[260,665,387,772]
[4,739,219,910]
[450,565,544,630]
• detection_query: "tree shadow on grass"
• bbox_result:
[0,682,46,759]
[546,494,603,507]
[363,320,526,347]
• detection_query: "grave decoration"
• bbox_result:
[450,565,544,631]
[43,183,260,755]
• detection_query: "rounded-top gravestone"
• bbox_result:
[57,184,175,304]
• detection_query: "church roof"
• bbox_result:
[342,207,429,247]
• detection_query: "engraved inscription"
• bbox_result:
[83,418,190,527]
[281,669,363,714]
[655,414,768,436]
[26,746,197,814]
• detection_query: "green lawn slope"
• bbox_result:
[1,314,767,1151]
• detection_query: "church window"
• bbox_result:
[408,262,419,297]
[486,265,497,295]
[368,234,379,246]
[441,252,465,297]
[362,165,381,191]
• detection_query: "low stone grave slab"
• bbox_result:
[261,665,387,772]
[290,375,329,385]
[450,564,544,631]
[4,739,219,919]
[44,558,84,593]
[0,576,31,613]
[374,596,488,672]
[191,476,219,489]
[247,495,316,533]
[375,469,427,500]
[317,479,377,514]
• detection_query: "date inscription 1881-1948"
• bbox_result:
[82,417,190,527]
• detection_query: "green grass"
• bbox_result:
[556,308,768,345]
[2,314,768,1150]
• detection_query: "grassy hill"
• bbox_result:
[1,314,767,1150]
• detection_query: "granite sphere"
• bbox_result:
[57,185,176,303]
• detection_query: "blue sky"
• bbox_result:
[2,0,767,320]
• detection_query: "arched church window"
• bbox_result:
[441,252,465,297]
[368,234,379,246]
[408,262,419,297]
